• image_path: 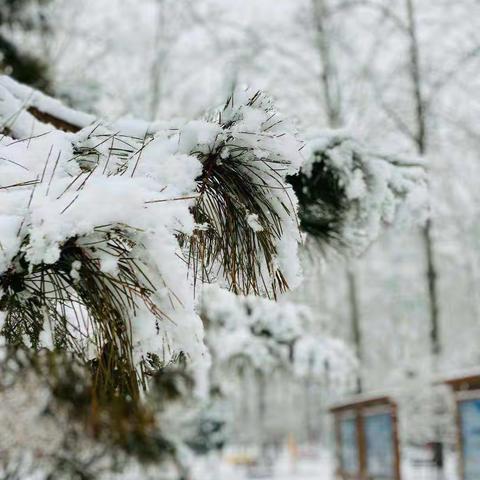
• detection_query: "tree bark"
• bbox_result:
[405,0,441,358]
[347,267,363,393]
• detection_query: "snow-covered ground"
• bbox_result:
[192,448,460,480]
[191,450,333,480]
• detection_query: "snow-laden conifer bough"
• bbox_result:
[288,130,428,254]
[0,76,426,478]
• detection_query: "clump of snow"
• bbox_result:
[201,285,356,386]
[246,213,264,232]
[302,129,428,253]
[0,75,96,130]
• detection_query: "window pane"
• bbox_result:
[340,417,359,474]
[460,398,480,480]
[364,412,395,479]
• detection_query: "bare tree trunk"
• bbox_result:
[347,267,363,393]
[256,370,269,456]
[149,0,166,119]
[405,0,441,358]
[406,0,444,471]
[312,0,363,392]
[312,0,342,128]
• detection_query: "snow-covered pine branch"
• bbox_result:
[288,129,428,254]
[0,75,426,478]
[201,285,356,385]
[0,75,304,365]
[0,75,305,476]
[183,90,303,298]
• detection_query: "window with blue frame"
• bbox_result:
[364,411,395,479]
[340,416,360,475]
[459,398,480,480]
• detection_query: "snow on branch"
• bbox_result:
[183,90,303,298]
[0,78,303,365]
[288,129,428,253]
[201,285,356,386]
[0,75,426,476]
[0,74,94,134]
[0,76,305,468]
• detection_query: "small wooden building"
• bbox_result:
[330,395,401,480]
[444,372,480,480]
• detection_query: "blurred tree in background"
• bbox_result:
[0,0,51,91]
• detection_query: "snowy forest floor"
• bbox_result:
[192,448,459,480]
[191,452,332,480]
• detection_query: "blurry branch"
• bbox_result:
[427,44,480,104]
[184,0,225,50]
[48,2,84,65]
[0,0,52,92]
[289,131,426,253]
[331,0,408,32]
[366,66,417,142]
[368,151,425,168]
[184,0,319,93]
[0,34,50,91]
[437,111,480,145]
